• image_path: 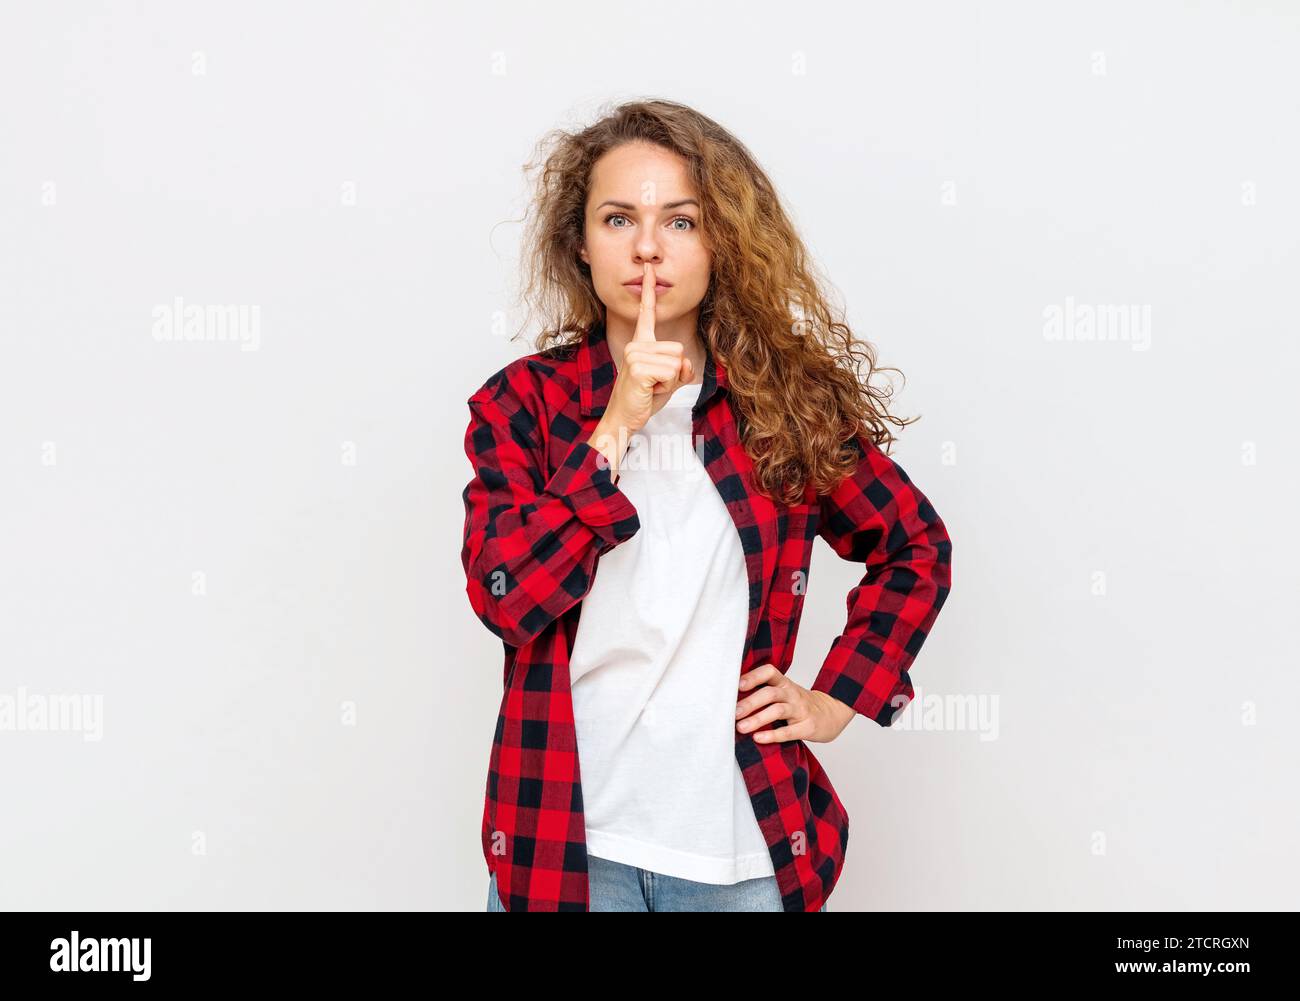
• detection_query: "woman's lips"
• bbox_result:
[624,281,672,293]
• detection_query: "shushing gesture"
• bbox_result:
[587,262,695,479]
[606,262,695,434]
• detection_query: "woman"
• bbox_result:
[461,99,953,912]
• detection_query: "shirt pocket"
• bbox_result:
[765,587,806,669]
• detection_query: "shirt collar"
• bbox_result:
[577,316,728,419]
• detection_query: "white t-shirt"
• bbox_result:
[568,378,776,885]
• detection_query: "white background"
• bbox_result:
[2,1,1296,910]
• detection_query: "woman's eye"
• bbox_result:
[604,213,696,231]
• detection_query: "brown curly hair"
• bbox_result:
[509,98,918,506]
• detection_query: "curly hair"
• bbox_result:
[509,98,918,506]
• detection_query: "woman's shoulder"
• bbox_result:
[469,338,577,397]
[466,337,586,442]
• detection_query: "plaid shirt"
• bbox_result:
[461,318,953,911]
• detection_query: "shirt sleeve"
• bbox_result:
[460,375,641,649]
[808,432,953,726]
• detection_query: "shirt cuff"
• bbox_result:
[810,637,915,727]
[545,437,640,550]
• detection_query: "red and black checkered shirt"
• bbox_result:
[461,318,953,911]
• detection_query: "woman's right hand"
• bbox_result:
[587,262,694,478]
[607,261,695,434]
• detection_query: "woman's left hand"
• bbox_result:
[735,664,856,743]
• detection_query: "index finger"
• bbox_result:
[632,262,657,342]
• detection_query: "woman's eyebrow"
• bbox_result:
[593,198,700,211]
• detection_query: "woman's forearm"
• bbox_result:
[586,413,632,483]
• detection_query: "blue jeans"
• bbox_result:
[487,854,829,912]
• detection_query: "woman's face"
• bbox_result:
[579,142,712,329]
